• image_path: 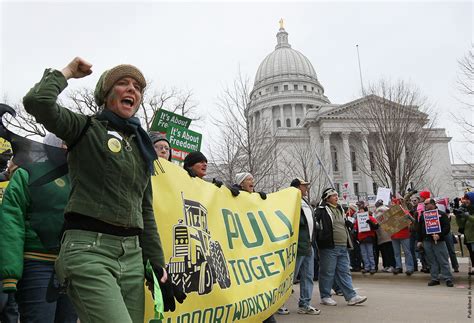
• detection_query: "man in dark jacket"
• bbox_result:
[279,178,320,316]
[315,188,367,306]
[417,198,454,287]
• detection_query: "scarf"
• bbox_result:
[97,109,157,174]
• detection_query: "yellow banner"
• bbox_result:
[145,160,301,322]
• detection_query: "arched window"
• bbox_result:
[331,146,339,172]
[350,146,357,171]
[286,118,291,127]
[296,118,301,126]
[276,120,281,128]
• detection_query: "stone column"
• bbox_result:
[361,131,374,195]
[341,131,354,194]
[291,104,296,127]
[303,104,307,117]
[321,131,333,179]
[279,105,284,127]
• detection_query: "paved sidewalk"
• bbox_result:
[276,260,473,323]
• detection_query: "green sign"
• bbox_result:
[167,123,202,162]
[150,109,192,132]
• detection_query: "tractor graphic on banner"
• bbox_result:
[167,194,232,295]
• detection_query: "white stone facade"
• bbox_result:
[249,26,457,199]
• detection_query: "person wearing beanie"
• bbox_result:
[315,188,367,306]
[0,134,77,322]
[232,172,267,200]
[23,57,185,321]
[183,151,208,178]
[454,192,474,274]
[149,132,171,161]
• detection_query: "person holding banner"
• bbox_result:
[417,198,453,287]
[23,57,183,322]
[315,188,367,306]
[149,132,172,161]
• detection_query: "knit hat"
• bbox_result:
[321,187,338,200]
[94,64,146,107]
[149,131,169,145]
[375,199,384,208]
[235,172,252,186]
[420,190,431,200]
[149,132,172,161]
[183,151,207,169]
[290,177,310,188]
[43,133,63,148]
[348,203,358,213]
[465,191,474,205]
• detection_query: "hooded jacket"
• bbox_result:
[314,201,353,250]
[456,192,474,243]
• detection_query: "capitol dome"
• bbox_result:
[254,27,320,88]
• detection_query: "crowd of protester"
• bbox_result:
[0,57,472,323]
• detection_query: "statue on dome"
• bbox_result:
[279,18,284,29]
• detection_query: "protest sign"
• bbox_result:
[423,210,441,234]
[357,212,370,232]
[146,160,301,322]
[150,109,192,133]
[376,187,391,206]
[0,138,11,154]
[367,195,377,205]
[167,123,202,162]
[377,205,411,235]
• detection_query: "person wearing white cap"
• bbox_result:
[315,188,367,306]
[278,178,321,316]
[232,172,266,199]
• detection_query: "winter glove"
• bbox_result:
[228,185,240,197]
[212,178,223,188]
[258,191,267,200]
[145,263,187,312]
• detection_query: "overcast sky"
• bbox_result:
[0,0,472,162]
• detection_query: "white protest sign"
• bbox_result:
[376,187,391,206]
[357,212,370,232]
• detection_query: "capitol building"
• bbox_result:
[248,25,456,200]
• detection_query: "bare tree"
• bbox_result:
[209,71,277,191]
[352,80,435,195]
[278,140,330,202]
[65,84,199,132]
[2,98,46,137]
[452,46,474,163]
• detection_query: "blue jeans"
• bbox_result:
[360,242,375,270]
[294,248,314,308]
[16,260,77,323]
[423,241,453,282]
[0,291,18,323]
[444,233,459,270]
[319,245,357,301]
[392,238,414,271]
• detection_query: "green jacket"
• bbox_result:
[456,205,474,244]
[23,68,165,267]
[0,167,69,291]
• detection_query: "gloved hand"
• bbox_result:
[212,178,223,188]
[145,263,187,312]
[228,185,240,197]
[366,219,378,230]
[258,191,267,200]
